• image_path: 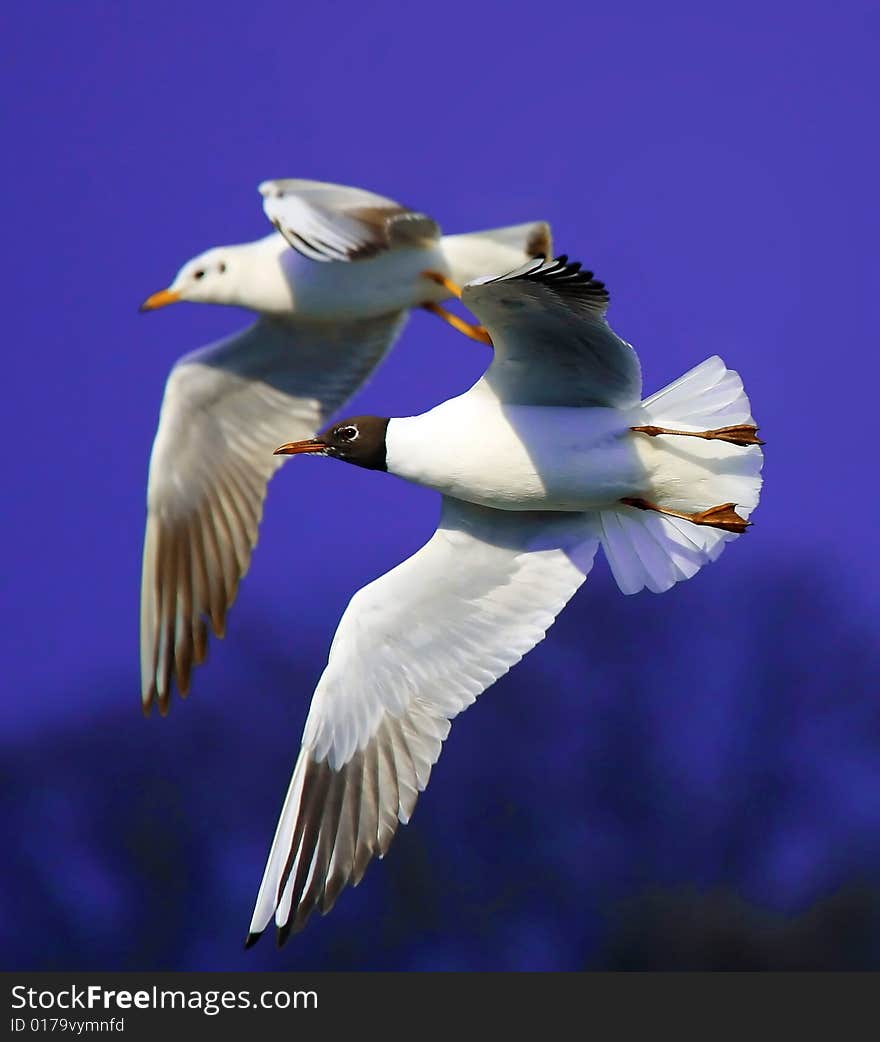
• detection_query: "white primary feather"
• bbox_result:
[247,498,599,941]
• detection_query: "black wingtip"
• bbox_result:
[276,921,293,949]
[511,254,607,300]
[244,931,262,950]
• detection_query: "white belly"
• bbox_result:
[386,391,651,512]
[280,245,452,320]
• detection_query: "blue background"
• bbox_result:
[3,1,879,969]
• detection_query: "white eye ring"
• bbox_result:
[338,426,358,441]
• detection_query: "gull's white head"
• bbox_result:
[140,246,238,311]
[140,236,292,314]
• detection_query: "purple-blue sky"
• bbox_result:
[3,3,879,970]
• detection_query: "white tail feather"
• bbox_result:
[598,356,764,595]
[641,355,754,428]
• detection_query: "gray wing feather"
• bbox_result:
[259,179,440,263]
[462,255,642,407]
[141,311,408,713]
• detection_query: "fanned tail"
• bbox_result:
[598,356,764,595]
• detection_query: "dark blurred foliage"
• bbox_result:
[3,557,878,971]
[603,889,880,970]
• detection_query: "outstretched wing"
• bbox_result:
[259,179,441,263]
[462,255,642,408]
[141,311,408,714]
[247,498,599,945]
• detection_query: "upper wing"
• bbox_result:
[247,497,599,944]
[259,179,441,263]
[462,255,642,408]
[141,311,407,714]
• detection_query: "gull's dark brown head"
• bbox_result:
[274,415,389,471]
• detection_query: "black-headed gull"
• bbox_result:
[247,255,764,945]
[139,179,550,714]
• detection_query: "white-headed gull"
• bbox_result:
[246,255,764,946]
[139,179,551,714]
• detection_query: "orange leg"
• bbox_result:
[631,424,764,447]
[420,268,492,344]
[421,303,492,345]
[621,497,751,534]
[421,270,465,299]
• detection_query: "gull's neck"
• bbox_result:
[228,233,295,315]
[384,401,477,494]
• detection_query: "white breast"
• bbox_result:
[385,386,649,512]
[280,244,451,320]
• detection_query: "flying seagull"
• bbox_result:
[246,255,765,946]
[139,179,550,714]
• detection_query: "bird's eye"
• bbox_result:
[194,269,206,280]
[218,262,226,274]
[337,426,357,441]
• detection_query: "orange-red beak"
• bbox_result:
[273,438,327,456]
[139,288,181,312]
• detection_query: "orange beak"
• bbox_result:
[139,288,181,312]
[273,438,327,456]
